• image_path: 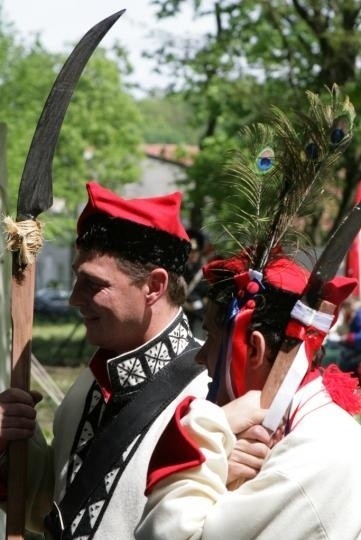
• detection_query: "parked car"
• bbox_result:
[34,288,75,317]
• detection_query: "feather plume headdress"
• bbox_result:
[217,83,355,273]
[204,85,358,404]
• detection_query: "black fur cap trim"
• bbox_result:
[76,214,191,275]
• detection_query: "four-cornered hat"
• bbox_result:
[76,181,191,274]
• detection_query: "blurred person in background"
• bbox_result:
[336,296,361,385]
[183,229,210,340]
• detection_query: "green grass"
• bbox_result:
[31,317,94,441]
[32,314,95,366]
[31,365,83,441]
[31,316,94,440]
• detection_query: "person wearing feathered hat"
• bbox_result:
[135,86,361,539]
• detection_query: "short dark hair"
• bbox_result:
[249,285,301,362]
[115,258,187,307]
[211,283,324,366]
[76,213,190,275]
[76,215,187,306]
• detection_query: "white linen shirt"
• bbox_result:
[136,377,361,540]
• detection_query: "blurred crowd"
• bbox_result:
[325,296,361,386]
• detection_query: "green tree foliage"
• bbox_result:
[0,6,143,243]
[137,91,201,144]
[49,48,143,241]
[151,0,361,242]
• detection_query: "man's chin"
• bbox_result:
[85,328,104,348]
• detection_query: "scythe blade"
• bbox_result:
[17,9,125,220]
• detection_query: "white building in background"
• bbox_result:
[122,143,198,197]
[36,144,198,290]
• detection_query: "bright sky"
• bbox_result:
[1,0,214,95]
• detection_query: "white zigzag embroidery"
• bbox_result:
[88,389,101,412]
[70,455,84,484]
[104,468,120,493]
[78,421,94,446]
[71,508,85,534]
[169,322,190,354]
[146,343,171,373]
[88,500,105,529]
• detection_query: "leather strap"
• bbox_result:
[44,345,203,538]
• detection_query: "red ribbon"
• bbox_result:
[285,320,326,363]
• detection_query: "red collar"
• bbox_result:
[89,348,116,402]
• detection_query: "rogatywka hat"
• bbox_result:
[76,181,191,274]
[203,253,357,401]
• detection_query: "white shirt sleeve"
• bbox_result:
[135,398,234,540]
[135,398,327,540]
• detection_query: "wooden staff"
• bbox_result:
[4,219,42,539]
[3,10,126,538]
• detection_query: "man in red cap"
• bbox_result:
[0,182,269,538]
[135,252,361,539]
[0,182,213,538]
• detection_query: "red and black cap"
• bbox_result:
[76,182,191,274]
[203,252,357,400]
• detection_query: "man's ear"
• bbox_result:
[247,330,266,369]
[145,268,169,306]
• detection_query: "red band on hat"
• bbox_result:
[286,320,306,341]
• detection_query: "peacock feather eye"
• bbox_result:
[255,146,275,174]
[330,116,350,147]
[305,141,319,160]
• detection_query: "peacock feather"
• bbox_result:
[218,84,355,272]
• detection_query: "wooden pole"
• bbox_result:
[260,299,335,408]
[0,123,10,536]
[6,261,36,539]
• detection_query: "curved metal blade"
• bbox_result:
[306,202,361,306]
[16,9,126,221]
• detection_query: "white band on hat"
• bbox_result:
[249,269,264,283]
[290,300,334,332]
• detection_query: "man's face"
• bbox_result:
[70,250,148,354]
